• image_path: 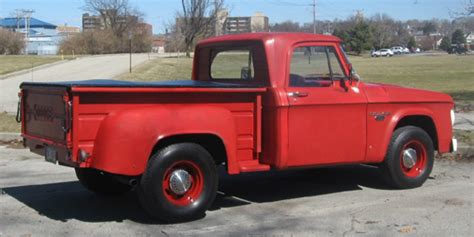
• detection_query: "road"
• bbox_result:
[0,146,472,236]
[0,54,155,113]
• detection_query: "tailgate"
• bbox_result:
[22,86,70,144]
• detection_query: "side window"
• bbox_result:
[211,50,254,80]
[289,46,345,87]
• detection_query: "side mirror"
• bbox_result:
[241,67,252,80]
[348,64,361,83]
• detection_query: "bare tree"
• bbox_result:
[178,0,224,57]
[0,29,25,55]
[451,0,474,17]
[84,0,142,37]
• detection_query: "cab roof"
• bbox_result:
[198,32,342,47]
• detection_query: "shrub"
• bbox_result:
[0,29,25,55]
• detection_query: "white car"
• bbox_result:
[371,49,394,57]
[391,46,404,54]
[391,46,410,54]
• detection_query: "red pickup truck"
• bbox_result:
[18,33,456,222]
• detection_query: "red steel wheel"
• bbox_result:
[162,160,204,206]
[138,143,218,222]
[399,140,428,178]
[381,126,434,189]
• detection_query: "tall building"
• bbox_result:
[82,11,139,31]
[175,11,270,36]
[222,12,269,35]
[82,13,102,31]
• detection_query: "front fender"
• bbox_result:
[90,105,237,176]
[366,105,439,163]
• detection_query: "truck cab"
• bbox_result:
[19,33,456,222]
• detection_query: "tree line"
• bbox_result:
[271,14,474,54]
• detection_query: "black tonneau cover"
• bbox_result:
[21,79,262,89]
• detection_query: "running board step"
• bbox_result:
[238,160,270,173]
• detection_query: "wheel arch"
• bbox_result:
[151,133,228,167]
[394,115,439,150]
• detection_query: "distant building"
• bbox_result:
[136,22,153,36]
[466,32,474,50]
[0,17,62,55]
[223,12,269,35]
[175,11,269,37]
[82,13,102,31]
[152,35,166,53]
[82,11,139,31]
[415,35,443,50]
[56,24,81,36]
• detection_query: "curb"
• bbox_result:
[457,143,473,156]
[0,133,21,142]
[0,59,73,80]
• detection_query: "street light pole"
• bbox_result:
[129,32,132,73]
[312,0,316,34]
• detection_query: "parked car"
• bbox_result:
[18,33,456,222]
[448,45,468,54]
[391,46,404,54]
[371,48,394,57]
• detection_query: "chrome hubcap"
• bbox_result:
[169,169,192,195]
[402,148,418,169]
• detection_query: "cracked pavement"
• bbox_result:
[0,146,473,236]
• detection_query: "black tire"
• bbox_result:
[137,143,218,222]
[75,168,132,195]
[380,126,434,189]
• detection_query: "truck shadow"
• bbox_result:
[2,165,387,224]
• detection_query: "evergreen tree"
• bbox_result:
[439,36,451,51]
[451,29,467,45]
[407,36,416,51]
[347,21,372,55]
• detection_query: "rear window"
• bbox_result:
[211,50,254,80]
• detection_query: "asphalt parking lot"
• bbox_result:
[0,145,473,237]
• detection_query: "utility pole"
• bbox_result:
[15,9,34,55]
[312,0,316,34]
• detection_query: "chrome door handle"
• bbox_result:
[288,91,309,97]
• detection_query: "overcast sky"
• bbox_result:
[0,0,467,34]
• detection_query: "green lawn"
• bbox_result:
[0,112,20,133]
[0,55,68,75]
[350,54,474,103]
[119,57,193,81]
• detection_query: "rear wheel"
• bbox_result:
[137,143,218,222]
[75,168,132,195]
[380,126,434,189]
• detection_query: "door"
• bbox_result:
[286,44,367,167]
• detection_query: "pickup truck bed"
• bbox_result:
[21,80,266,175]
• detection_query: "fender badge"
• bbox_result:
[369,112,391,121]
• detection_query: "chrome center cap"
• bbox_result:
[402,148,418,169]
[169,169,192,195]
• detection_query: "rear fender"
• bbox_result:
[90,105,237,176]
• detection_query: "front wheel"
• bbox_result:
[137,143,218,222]
[380,126,434,189]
